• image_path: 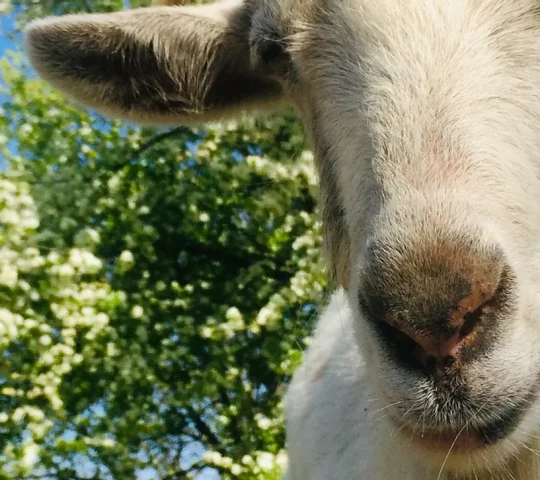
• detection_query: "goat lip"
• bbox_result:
[410,429,485,453]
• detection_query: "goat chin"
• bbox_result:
[284,290,540,480]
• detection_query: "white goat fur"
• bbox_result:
[286,291,540,480]
[24,0,540,478]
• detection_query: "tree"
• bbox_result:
[0,1,328,478]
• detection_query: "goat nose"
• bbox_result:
[380,268,509,375]
[359,240,513,375]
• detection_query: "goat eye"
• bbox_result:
[258,38,285,64]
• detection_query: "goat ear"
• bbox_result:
[24,1,285,124]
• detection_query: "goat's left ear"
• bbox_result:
[24,1,287,124]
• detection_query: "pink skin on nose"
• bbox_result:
[397,278,497,368]
[418,334,463,360]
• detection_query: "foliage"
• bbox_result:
[0,1,327,478]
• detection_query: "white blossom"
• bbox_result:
[20,443,39,470]
[276,451,288,471]
[255,414,272,430]
[39,335,52,346]
[74,228,100,246]
[200,326,213,338]
[230,464,243,475]
[0,264,18,288]
[18,124,34,136]
[256,452,275,472]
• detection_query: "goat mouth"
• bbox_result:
[408,429,486,453]
[387,378,539,456]
[397,405,524,454]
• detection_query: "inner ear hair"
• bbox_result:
[25,1,287,124]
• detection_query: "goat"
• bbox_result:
[25,0,540,478]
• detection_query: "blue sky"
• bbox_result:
[0,6,219,480]
[0,10,18,171]
[0,8,17,52]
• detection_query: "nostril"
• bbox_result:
[379,268,512,374]
[378,306,487,375]
[380,322,463,374]
[459,307,483,339]
[377,321,427,371]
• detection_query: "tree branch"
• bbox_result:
[185,406,221,448]
[220,388,243,448]
[162,462,224,480]
[130,127,194,162]
[109,126,194,173]
[176,240,295,283]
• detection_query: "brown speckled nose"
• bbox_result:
[359,239,513,375]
